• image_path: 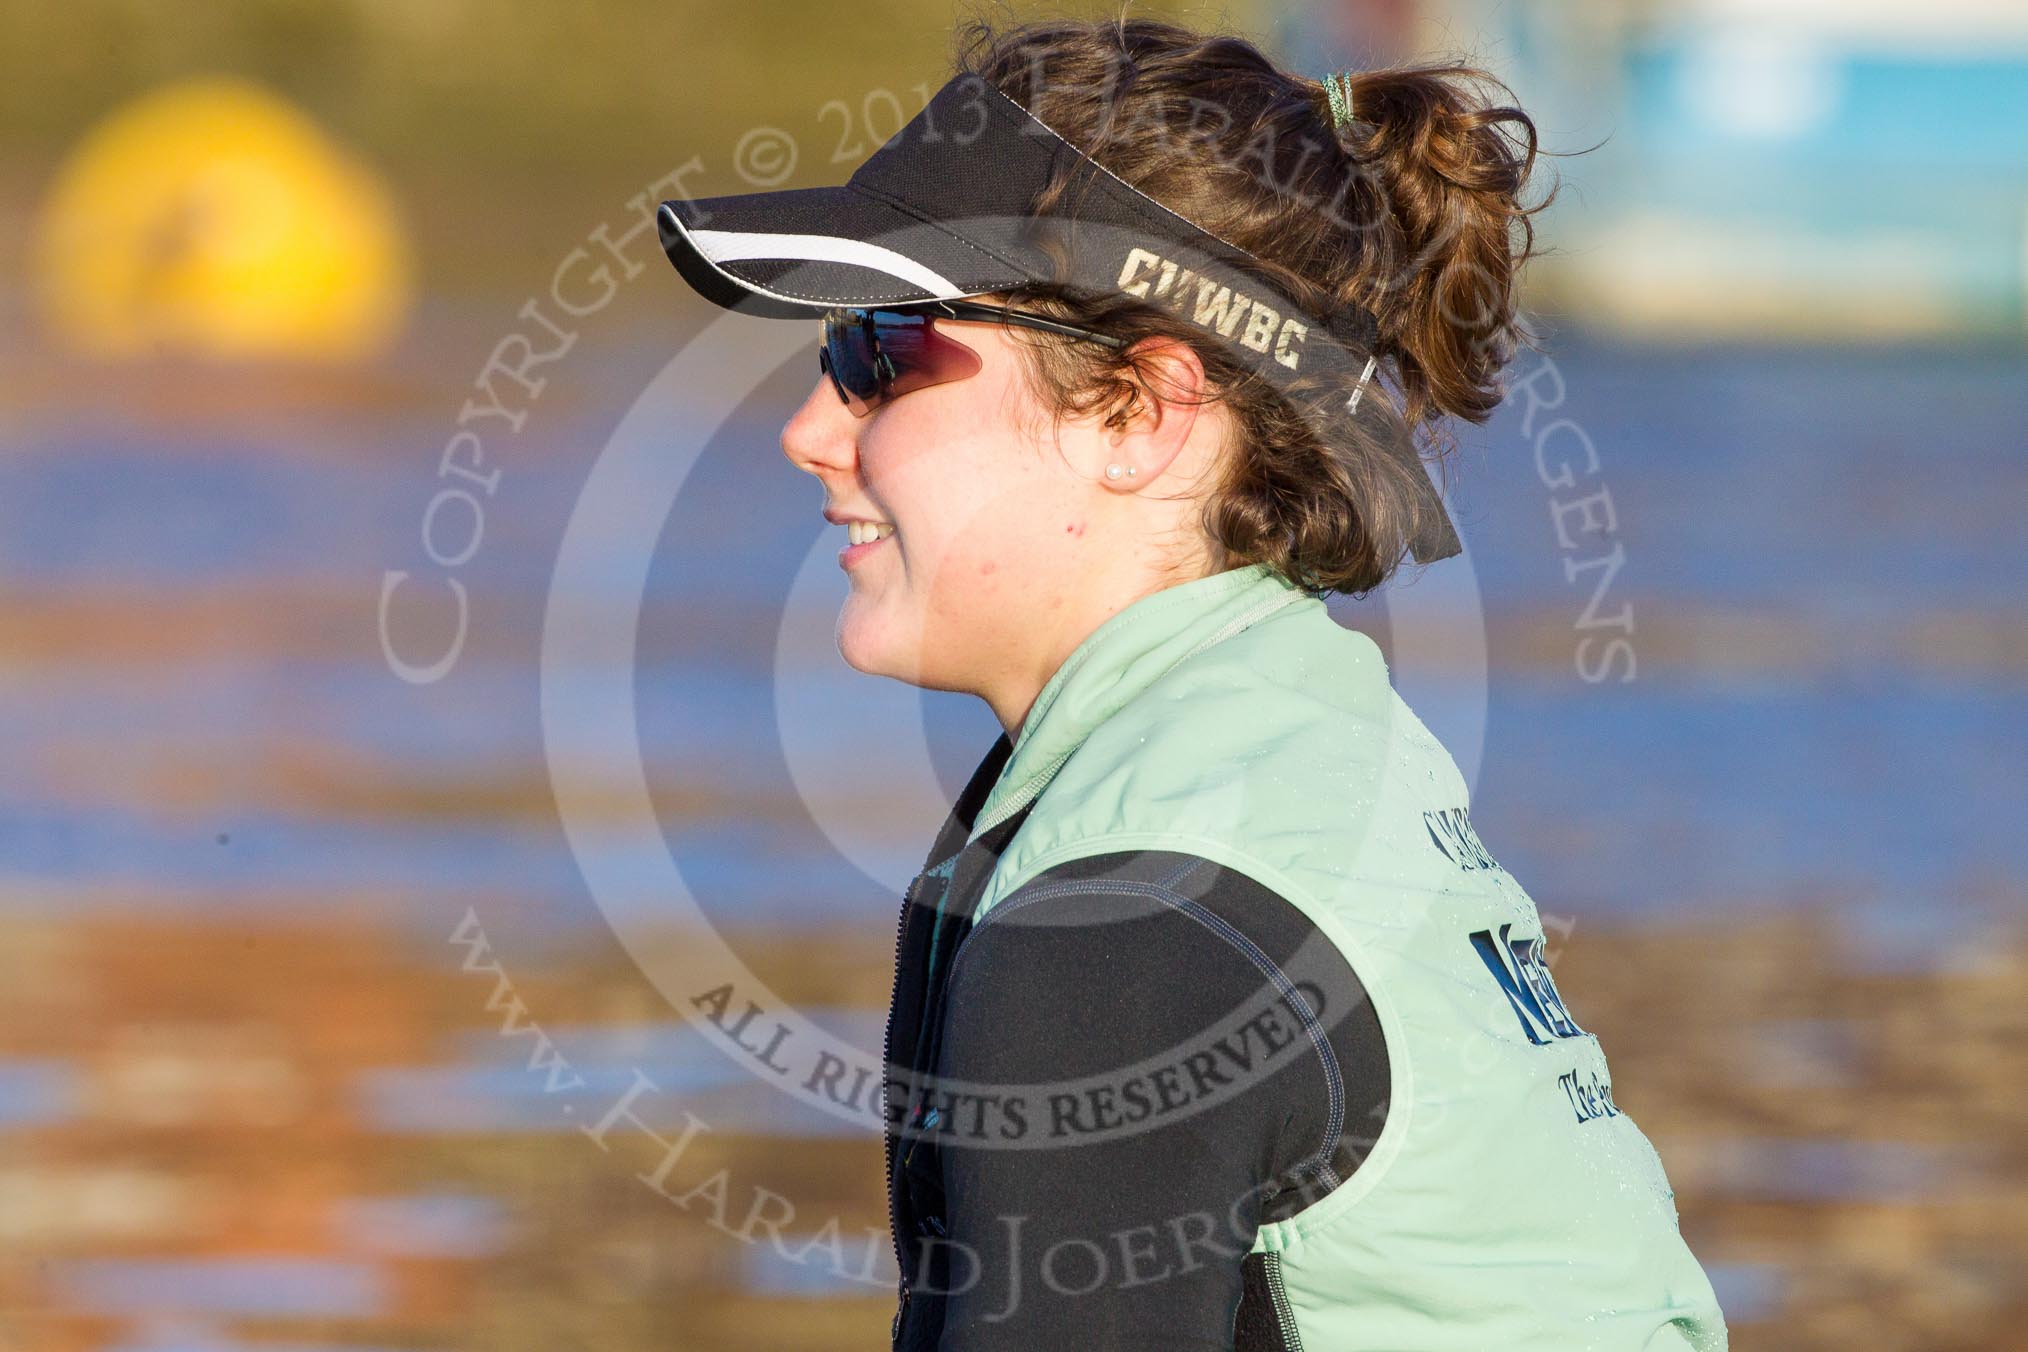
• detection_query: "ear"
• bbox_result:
[1095,335,1207,489]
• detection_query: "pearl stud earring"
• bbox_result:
[1104,464,1137,480]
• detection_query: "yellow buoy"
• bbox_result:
[32,76,413,363]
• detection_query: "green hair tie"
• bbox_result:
[1321,70,1358,129]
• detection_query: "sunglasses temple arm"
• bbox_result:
[929,299,1129,349]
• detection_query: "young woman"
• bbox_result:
[657,15,1727,1351]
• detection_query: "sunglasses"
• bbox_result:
[817,299,1127,417]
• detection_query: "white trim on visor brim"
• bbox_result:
[657,201,996,317]
[694,229,964,297]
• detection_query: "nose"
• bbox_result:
[780,369,860,481]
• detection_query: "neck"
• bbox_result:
[979,552,1214,743]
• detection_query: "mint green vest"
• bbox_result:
[965,562,1728,1351]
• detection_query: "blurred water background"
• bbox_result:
[2,1,2024,1349]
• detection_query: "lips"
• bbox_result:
[824,506,896,571]
[834,516,895,571]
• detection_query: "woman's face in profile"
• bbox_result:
[779,310,1107,699]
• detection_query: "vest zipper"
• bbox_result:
[1264,1252,1305,1352]
[882,869,924,1340]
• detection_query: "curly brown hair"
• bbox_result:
[949,9,1554,596]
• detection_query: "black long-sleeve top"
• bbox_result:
[886,739,1390,1350]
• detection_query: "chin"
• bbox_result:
[833,599,904,680]
[835,594,947,691]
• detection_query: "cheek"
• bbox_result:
[922,513,1024,613]
[872,438,1009,570]
[870,373,1084,607]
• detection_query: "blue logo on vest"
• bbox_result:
[1470,923,1588,1045]
[1424,807,1502,873]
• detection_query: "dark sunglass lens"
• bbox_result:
[822,310,883,415]
[818,308,987,416]
[869,311,983,400]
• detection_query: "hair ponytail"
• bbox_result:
[1336,65,1549,430]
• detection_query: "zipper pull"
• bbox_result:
[891,1283,911,1342]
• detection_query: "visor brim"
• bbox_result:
[657,188,1030,320]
